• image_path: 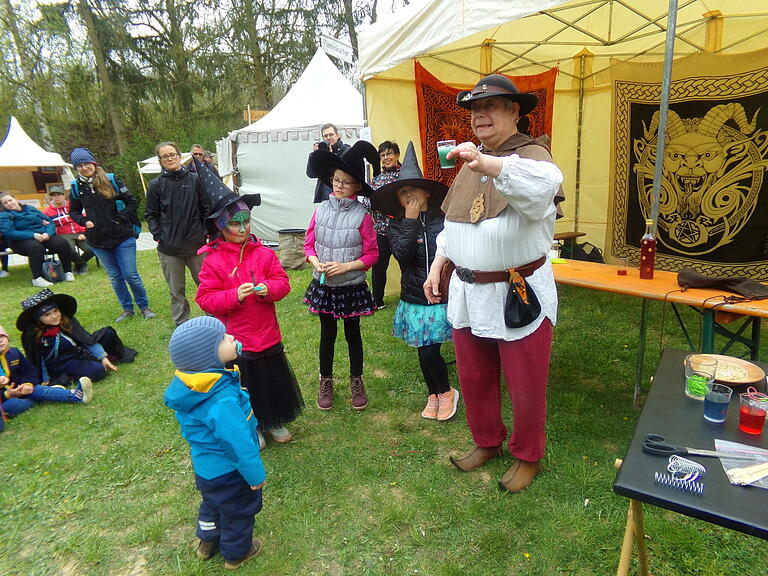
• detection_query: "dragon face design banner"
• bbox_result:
[608,51,768,278]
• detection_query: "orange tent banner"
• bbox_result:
[414,61,558,185]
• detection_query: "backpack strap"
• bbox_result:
[70,180,80,199]
[107,173,120,196]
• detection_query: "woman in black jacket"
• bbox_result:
[370,142,458,422]
[68,147,156,322]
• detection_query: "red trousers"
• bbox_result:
[453,319,553,462]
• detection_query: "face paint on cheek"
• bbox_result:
[235,340,243,355]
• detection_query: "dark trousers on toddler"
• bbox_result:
[195,470,263,562]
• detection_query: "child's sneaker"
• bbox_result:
[196,539,218,560]
[75,377,94,403]
[267,426,292,443]
[421,395,439,419]
[436,387,459,421]
[224,538,262,570]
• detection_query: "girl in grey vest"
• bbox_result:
[304,142,380,411]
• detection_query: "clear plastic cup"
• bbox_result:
[436,140,456,169]
[703,383,732,423]
[684,355,717,401]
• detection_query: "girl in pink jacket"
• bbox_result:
[196,196,303,448]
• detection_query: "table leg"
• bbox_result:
[631,499,650,576]
[751,317,761,361]
[701,309,715,353]
[634,299,650,407]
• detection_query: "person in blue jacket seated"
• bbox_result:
[164,316,266,570]
[0,191,76,287]
[0,323,93,431]
[18,289,137,387]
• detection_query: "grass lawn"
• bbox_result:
[1,251,767,575]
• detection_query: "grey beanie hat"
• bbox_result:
[169,316,227,372]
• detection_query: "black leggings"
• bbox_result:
[417,343,450,395]
[371,233,391,306]
[319,313,363,378]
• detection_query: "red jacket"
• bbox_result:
[196,236,290,353]
[43,202,87,235]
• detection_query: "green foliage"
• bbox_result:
[0,256,766,575]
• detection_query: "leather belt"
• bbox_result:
[455,256,546,284]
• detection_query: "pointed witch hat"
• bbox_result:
[306,140,381,197]
[194,157,261,235]
[370,141,448,217]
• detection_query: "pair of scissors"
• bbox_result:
[642,434,760,460]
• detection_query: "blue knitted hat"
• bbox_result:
[70,147,97,166]
[168,316,226,372]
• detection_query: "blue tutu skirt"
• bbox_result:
[393,300,452,347]
[304,279,376,318]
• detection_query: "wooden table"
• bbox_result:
[613,349,768,575]
[553,259,768,404]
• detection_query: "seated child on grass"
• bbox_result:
[0,324,93,429]
[18,288,137,386]
[164,316,266,570]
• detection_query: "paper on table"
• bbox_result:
[715,439,768,489]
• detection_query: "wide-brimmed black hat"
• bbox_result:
[194,157,261,235]
[456,74,539,116]
[370,141,448,218]
[307,140,381,197]
[16,289,77,332]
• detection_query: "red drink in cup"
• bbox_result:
[738,388,768,435]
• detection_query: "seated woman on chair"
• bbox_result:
[0,191,75,287]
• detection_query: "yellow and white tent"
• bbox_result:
[359,1,768,254]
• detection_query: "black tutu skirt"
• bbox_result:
[233,343,304,430]
[304,279,376,318]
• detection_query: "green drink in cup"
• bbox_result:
[437,139,456,169]
[684,355,718,401]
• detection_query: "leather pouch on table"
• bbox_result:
[437,260,455,304]
[677,268,768,299]
[504,270,541,328]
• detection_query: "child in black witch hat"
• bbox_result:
[304,140,380,411]
[370,142,458,422]
[196,181,303,449]
[18,289,137,386]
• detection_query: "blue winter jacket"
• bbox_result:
[164,368,266,486]
[0,205,56,241]
[1,346,41,402]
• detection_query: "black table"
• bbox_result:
[613,349,768,575]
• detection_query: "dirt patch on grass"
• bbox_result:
[372,369,390,378]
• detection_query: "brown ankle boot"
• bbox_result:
[350,376,368,410]
[498,460,541,493]
[317,376,334,410]
[449,445,503,471]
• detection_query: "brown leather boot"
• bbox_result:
[498,460,541,493]
[350,376,368,410]
[317,376,334,410]
[449,445,503,472]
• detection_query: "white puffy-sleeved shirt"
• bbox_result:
[436,154,564,341]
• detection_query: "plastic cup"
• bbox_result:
[703,383,732,423]
[739,393,767,434]
[437,140,456,169]
[616,257,628,276]
[684,355,717,401]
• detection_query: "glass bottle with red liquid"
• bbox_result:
[639,219,656,279]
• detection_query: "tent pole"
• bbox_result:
[574,52,587,233]
[650,0,679,235]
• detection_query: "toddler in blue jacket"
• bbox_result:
[165,316,266,569]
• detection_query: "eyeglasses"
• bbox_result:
[159,153,179,160]
[192,152,203,157]
[322,133,336,139]
[332,177,357,189]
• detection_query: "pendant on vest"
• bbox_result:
[480,175,488,183]
[469,192,485,224]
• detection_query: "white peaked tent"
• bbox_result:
[0,116,68,198]
[224,48,365,241]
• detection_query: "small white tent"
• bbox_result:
[0,116,68,201]
[225,48,365,241]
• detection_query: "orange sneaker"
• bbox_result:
[421,395,439,419]
[436,387,459,421]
